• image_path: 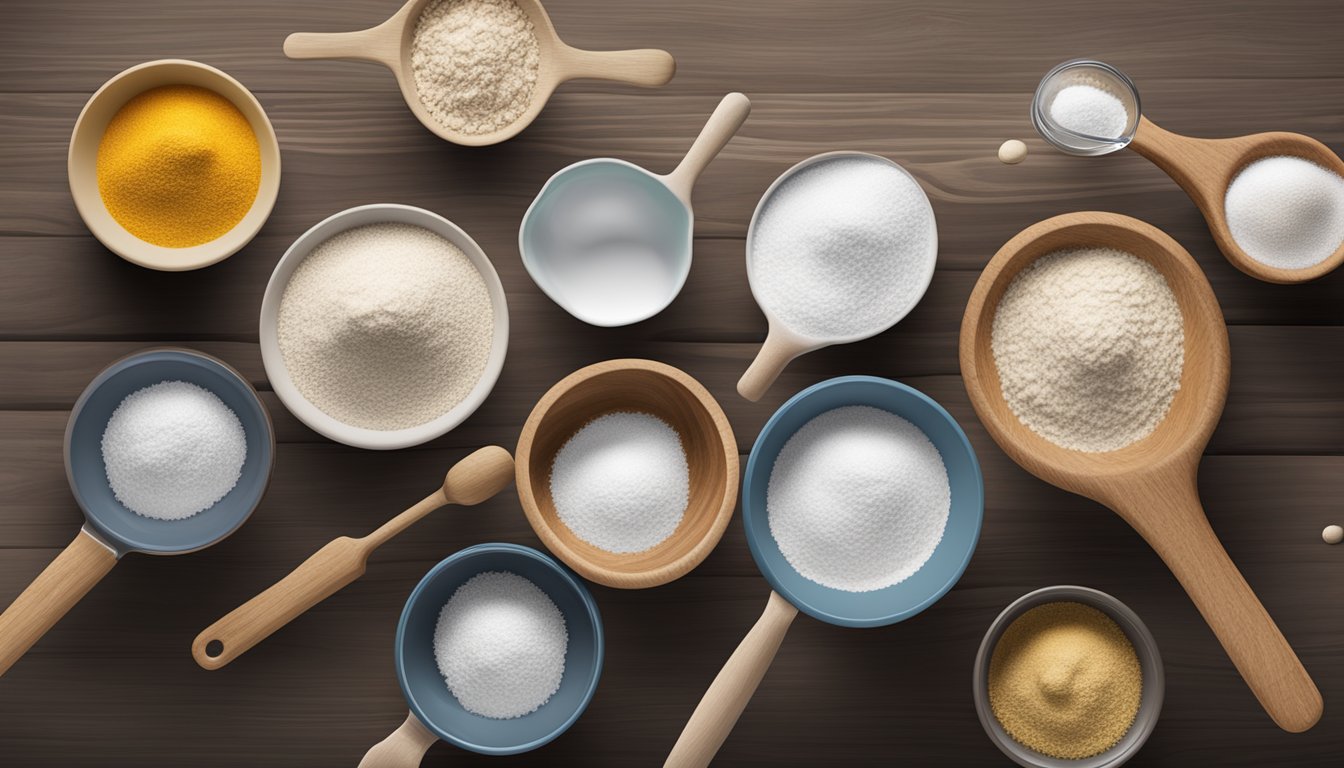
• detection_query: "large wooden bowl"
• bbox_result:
[516,360,738,589]
[960,211,1321,733]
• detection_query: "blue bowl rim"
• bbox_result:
[743,375,984,628]
[395,543,606,756]
[62,346,275,556]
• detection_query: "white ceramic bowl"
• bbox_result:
[68,59,281,271]
[259,204,509,450]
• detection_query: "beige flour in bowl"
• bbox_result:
[411,0,540,136]
[277,222,494,431]
[990,247,1184,453]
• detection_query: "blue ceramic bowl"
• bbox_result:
[744,376,983,627]
[64,348,274,556]
[395,544,604,756]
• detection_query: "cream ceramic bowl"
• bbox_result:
[259,204,510,450]
[68,59,281,271]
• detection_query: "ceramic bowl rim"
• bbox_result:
[67,58,281,271]
[394,543,604,755]
[258,203,510,450]
[742,375,983,627]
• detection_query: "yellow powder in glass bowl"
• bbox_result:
[96,85,260,248]
[988,601,1142,759]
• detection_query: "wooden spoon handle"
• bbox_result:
[192,537,370,670]
[0,528,117,677]
[557,46,675,88]
[737,327,806,402]
[1128,116,1229,207]
[663,92,751,202]
[358,712,438,768]
[1119,478,1322,732]
[664,591,798,768]
[283,21,401,68]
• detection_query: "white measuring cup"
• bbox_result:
[737,152,939,401]
[519,93,751,327]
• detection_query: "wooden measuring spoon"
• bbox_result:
[1129,117,1344,283]
[960,212,1322,733]
[283,0,675,147]
[191,446,514,670]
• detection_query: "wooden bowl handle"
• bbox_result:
[283,21,401,69]
[556,46,675,88]
[0,528,117,678]
[664,591,798,768]
[192,537,371,670]
[1117,478,1322,732]
[358,712,438,768]
[1128,116,1229,209]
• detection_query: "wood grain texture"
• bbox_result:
[1,0,1342,766]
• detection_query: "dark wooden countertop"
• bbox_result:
[1,0,1341,765]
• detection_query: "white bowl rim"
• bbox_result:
[518,157,694,328]
[743,150,939,344]
[259,203,510,450]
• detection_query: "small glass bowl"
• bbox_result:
[1032,59,1141,156]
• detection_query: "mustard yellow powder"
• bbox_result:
[96,85,260,248]
[988,602,1142,759]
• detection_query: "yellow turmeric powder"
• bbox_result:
[97,85,260,248]
[988,602,1142,759]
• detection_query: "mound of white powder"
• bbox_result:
[1049,84,1130,139]
[767,405,950,593]
[549,412,689,554]
[751,155,937,341]
[1225,155,1344,270]
[433,571,567,719]
[101,380,247,520]
[277,222,494,432]
[991,247,1184,453]
[411,0,540,136]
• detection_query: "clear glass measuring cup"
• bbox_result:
[1032,59,1142,156]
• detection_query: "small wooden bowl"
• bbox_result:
[283,0,675,147]
[516,360,738,589]
[68,59,281,271]
[960,212,1321,733]
[1130,117,1344,283]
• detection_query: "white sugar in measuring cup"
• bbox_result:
[737,151,939,401]
[520,93,751,327]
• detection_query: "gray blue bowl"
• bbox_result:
[67,347,275,556]
[744,375,984,627]
[394,543,603,756]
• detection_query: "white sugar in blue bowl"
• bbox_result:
[368,543,602,759]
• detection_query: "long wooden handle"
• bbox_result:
[662,92,751,203]
[358,712,438,768]
[1128,116,1228,206]
[556,46,676,88]
[192,537,370,670]
[283,23,400,67]
[0,528,118,677]
[737,328,805,402]
[1118,477,1322,732]
[664,591,799,768]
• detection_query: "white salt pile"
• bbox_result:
[550,412,689,554]
[411,0,540,136]
[750,155,936,340]
[101,380,246,520]
[991,248,1184,453]
[1049,84,1129,139]
[433,571,567,719]
[277,222,494,431]
[1224,155,1344,270]
[767,405,950,593]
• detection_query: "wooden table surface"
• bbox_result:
[2,0,1342,765]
